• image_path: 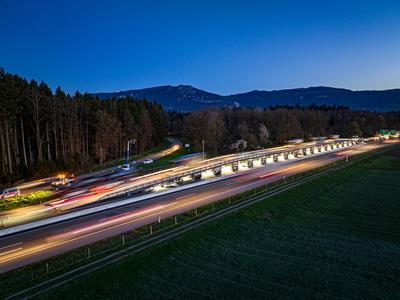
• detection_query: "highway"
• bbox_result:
[0,142,387,274]
[0,142,312,227]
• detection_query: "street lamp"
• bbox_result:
[126,139,136,165]
[202,139,205,159]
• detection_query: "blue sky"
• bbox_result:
[1,0,400,94]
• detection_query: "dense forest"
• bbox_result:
[0,69,167,184]
[168,106,400,154]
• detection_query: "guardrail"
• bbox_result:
[100,139,358,200]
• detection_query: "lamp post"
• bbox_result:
[202,139,205,159]
[126,139,136,165]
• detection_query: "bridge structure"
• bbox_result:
[101,139,359,200]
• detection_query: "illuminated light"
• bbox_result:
[17,180,47,189]
[47,192,97,208]
[90,181,122,192]
[258,170,282,178]
[71,203,175,235]
[64,190,88,198]
[258,166,297,179]
[28,205,59,214]
[0,247,24,257]
[336,150,353,156]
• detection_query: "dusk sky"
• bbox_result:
[1,0,400,95]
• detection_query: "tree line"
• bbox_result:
[2,68,400,184]
[168,106,400,154]
[0,69,167,184]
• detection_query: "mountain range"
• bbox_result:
[93,85,400,112]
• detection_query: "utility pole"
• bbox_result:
[202,139,205,159]
[126,139,136,165]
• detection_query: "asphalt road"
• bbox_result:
[0,142,385,274]
[0,141,297,227]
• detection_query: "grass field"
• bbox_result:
[39,149,400,300]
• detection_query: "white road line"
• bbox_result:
[225,181,237,186]
[0,242,22,251]
[176,193,196,200]
[0,247,23,256]
[0,181,260,265]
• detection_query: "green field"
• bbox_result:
[39,149,400,299]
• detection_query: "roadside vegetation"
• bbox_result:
[35,148,400,299]
[0,190,53,211]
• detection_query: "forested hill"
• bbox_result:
[94,85,400,112]
[0,69,167,184]
[94,85,231,111]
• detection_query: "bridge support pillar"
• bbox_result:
[261,157,267,165]
[317,146,322,152]
[191,173,202,180]
[293,151,298,158]
[231,162,238,172]
[273,154,279,162]
[302,149,307,156]
[284,152,289,160]
[247,159,254,168]
[330,144,334,149]
[310,147,314,154]
[324,145,329,151]
[213,166,222,176]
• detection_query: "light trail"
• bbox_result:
[0,142,392,273]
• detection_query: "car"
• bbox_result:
[0,187,21,199]
[121,164,131,171]
[143,159,153,164]
[51,173,75,189]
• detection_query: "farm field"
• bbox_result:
[39,148,400,300]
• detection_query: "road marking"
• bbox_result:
[0,247,23,256]
[225,181,237,186]
[176,193,196,200]
[233,177,251,183]
[258,166,297,179]
[0,242,22,251]
[0,175,286,264]
[71,203,176,235]
[0,183,261,264]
